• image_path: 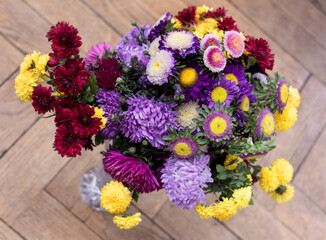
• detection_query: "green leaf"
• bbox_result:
[132,190,139,203]
[95,134,104,146]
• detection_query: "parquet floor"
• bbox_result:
[0,0,326,239]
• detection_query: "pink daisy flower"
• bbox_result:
[200,34,221,51]
[223,31,244,58]
[203,46,226,72]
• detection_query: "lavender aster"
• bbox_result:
[161,154,213,209]
[121,95,178,149]
[203,111,233,141]
[276,79,289,110]
[85,42,111,68]
[148,13,172,42]
[168,137,198,159]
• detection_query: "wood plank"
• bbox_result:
[272,184,326,240]
[229,0,326,83]
[0,74,38,156]
[0,35,23,85]
[0,120,69,225]
[86,205,172,240]
[12,191,102,240]
[0,0,51,53]
[153,200,238,240]
[26,0,121,52]
[310,0,326,16]
[0,220,23,240]
[270,0,326,50]
[134,190,167,219]
[295,125,326,211]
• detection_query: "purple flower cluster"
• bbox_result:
[161,154,213,209]
[148,13,172,42]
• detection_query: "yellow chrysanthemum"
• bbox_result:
[259,167,279,192]
[195,5,212,23]
[113,213,142,229]
[179,67,198,88]
[274,104,298,131]
[194,203,215,219]
[14,71,38,102]
[268,184,294,203]
[193,19,219,39]
[100,181,132,214]
[224,154,243,170]
[247,174,253,182]
[213,198,237,221]
[271,158,293,185]
[233,186,252,210]
[20,51,41,73]
[92,106,108,130]
[35,54,50,75]
[287,86,301,109]
[171,18,183,30]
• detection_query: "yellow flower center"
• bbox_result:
[210,117,227,135]
[239,96,250,111]
[225,73,238,84]
[211,87,228,103]
[174,142,192,157]
[280,84,289,104]
[261,114,275,137]
[179,68,198,88]
[153,62,161,71]
[212,51,222,62]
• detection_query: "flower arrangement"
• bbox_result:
[15,5,300,229]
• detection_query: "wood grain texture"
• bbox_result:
[86,205,172,240]
[12,191,102,240]
[310,0,326,16]
[134,190,167,219]
[0,220,23,240]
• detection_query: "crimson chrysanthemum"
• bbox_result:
[175,6,197,25]
[31,84,56,114]
[245,36,274,72]
[47,52,60,70]
[204,7,227,19]
[217,17,238,31]
[103,150,162,193]
[53,58,90,95]
[95,57,123,89]
[46,21,82,58]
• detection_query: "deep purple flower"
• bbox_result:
[148,13,172,42]
[103,150,162,193]
[239,151,268,160]
[85,42,111,68]
[222,64,247,86]
[235,82,256,126]
[276,79,288,110]
[161,154,213,209]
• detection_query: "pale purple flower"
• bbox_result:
[85,42,111,68]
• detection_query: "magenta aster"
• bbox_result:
[168,137,198,159]
[203,111,233,141]
[223,30,244,58]
[85,42,111,68]
[203,46,226,72]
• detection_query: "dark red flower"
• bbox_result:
[204,7,228,19]
[83,137,95,151]
[94,57,122,89]
[46,21,82,58]
[54,108,73,127]
[53,124,86,157]
[175,6,197,25]
[31,84,56,114]
[47,53,60,70]
[71,104,101,138]
[217,16,238,31]
[53,58,90,95]
[245,36,275,72]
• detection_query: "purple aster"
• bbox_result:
[222,64,247,85]
[235,82,256,126]
[256,109,275,139]
[96,89,121,139]
[116,44,149,70]
[205,76,239,109]
[276,79,289,110]
[239,151,268,160]
[121,95,178,149]
[203,111,233,141]
[148,13,172,42]
[252,72,268,84]
[84,42,111,68]
[103,150,162,193]
[161,154,213,209]
[168,137,198,159]
[159,30,199,58]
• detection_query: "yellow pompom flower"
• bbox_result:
[20,51,41,73]
[232,186,252,210]
[92,106,108,130]
[213,198,238,221]
[194,203,215,219]
[224,154,243,170]
[274,104,298,131]
[287,86,301,109]
[268,184,294,203]
[247,174,253,182]
[14,71,38,102]
[195,5,212,23]
[193,19,218,39]
[113,213,142,229]
[171,18,183,30]
[35,54,50,75]
[271,158,293,185]
[259,167,279,192]
[100,181,132,214]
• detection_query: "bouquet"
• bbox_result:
[15,5,301,229]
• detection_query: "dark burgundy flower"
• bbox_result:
[53,124,86,157]
[46,21,82,58]
[31,84,56,114]
[204,7,228,19]
[245,36,275,72]
[175,6,197,25]
[94,57,122,89]
[83,137,95,151]
[217,16,238,31]
[54,108,73,127]
[53,58,90,95]
[71,104,101,138]
[47,53,60,70]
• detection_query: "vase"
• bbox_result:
[79,140,112,211]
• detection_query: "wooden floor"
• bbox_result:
[0,0,326,239]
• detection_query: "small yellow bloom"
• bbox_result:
[194,203,215,219]
[20,51,41,73]
[92,106,108,130]
[233,186,252,210]
[192,19,218,39]
[271,158,293,185]
[268,184,294,203]
[259,167,279,192]
[100,181,132,214]
[213,198,237,221]
[195,5,212,23]
[274,104,298,131]
[14,71,38,102]
[35,54,50,75]
[171,18,183,30]
[224,154,243,170]
[113,213,142,229]
[287,86,301,109]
